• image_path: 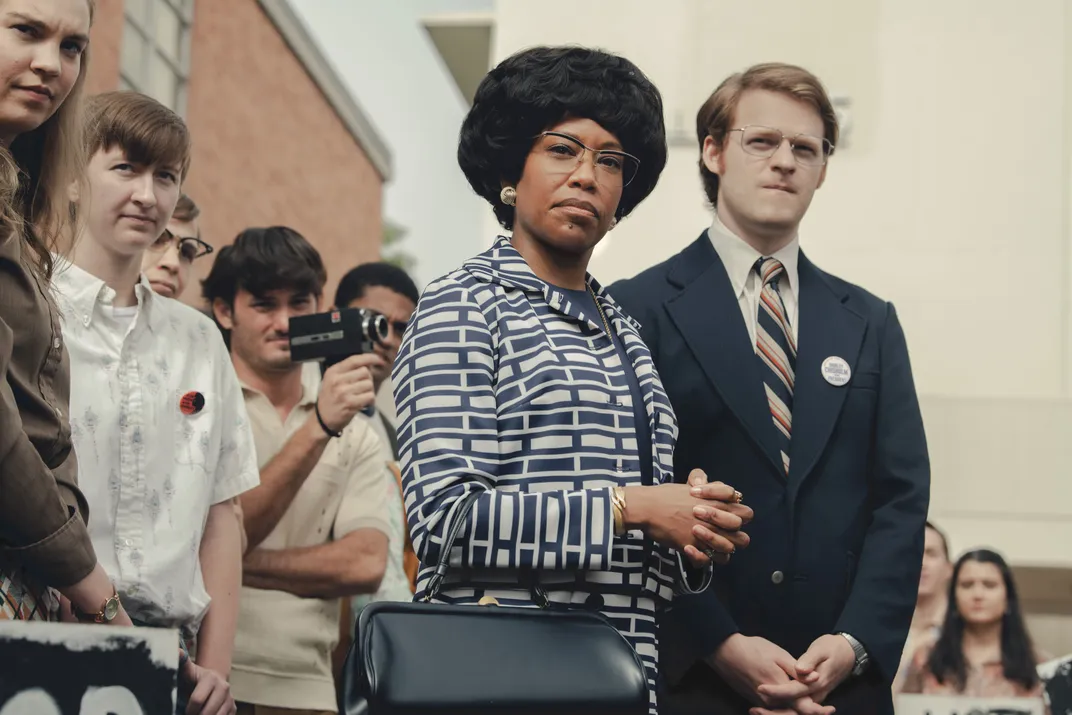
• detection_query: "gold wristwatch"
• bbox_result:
[75,586,122,624]
[611,487,628,536]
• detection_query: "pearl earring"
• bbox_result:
[500,186,516,206]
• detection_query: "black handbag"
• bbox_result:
[339,489,651,715]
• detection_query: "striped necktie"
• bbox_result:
[754,257,796,474]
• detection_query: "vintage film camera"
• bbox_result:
[288,308,389,373]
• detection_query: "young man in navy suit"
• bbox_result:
[611,63,930,715]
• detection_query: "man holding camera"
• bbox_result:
[333,262,419,460]
[334,263,420,593]
[202,226,389,715]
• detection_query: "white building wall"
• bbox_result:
[290,0,487,290]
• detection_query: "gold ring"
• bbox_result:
[732,490,743,504]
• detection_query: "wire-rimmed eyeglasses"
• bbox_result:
[729,125,833,167]
[532,131,641,187]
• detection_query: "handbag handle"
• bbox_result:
[424,488,482,600]
[422,488,552,608]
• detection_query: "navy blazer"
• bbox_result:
[610,232,930,712]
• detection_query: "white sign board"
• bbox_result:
[0,620,178,714]
[897,694,1045,715]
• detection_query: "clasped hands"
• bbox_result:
[710,633,857,715]
[625,468,752,568]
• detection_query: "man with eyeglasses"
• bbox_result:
[611,63,929,715]
[142,193,213,300]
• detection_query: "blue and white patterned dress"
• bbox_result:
[393,237,710,713]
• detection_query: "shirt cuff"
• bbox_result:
[675,550,713,594]
[334,516,391,539]
[0,506,97,589]
[211,465,261,505]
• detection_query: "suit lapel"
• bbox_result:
[787,253,867,487]
[665,234,785,479]
[607,305,678,487]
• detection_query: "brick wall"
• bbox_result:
[85,0,123,93]
[82,0,385,307]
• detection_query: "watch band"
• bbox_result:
[838,632,869,676]
[611,487,627,536]
[76,587,122,624]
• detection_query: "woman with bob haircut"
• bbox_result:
[392,45,751,712]
[0,0,133,626]
[901,549,1047,706]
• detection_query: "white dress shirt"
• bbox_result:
[52,260,260,635]
[708,211,801,345]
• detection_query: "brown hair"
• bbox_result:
[172,193,200,223]
[83,90,191,182]
[0,149,24,247]
[170,193,201,239]
[696,62,839,206]
[202,226,326,308]
[925,520,950,561]
[8,0,96,278]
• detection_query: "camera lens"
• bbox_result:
[367,312,388,346]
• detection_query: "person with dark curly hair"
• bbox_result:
[391,45,753,713]
[901,549,1048,706]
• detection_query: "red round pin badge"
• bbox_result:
[179,391,205,415]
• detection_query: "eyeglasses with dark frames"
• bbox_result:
[149,229,214,263]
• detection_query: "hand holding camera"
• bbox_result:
[316,353,384,434]
[288,307,391,436]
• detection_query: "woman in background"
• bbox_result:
[902,549,1046,704]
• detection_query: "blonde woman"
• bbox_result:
[0,0,131,626]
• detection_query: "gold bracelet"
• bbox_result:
[611,487,627,536]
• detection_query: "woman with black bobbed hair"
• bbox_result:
[902,549,1048,706]
[392,46,752,712]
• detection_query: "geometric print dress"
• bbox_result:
[393,237,711,713]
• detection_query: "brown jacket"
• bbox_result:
[0,235,95,588]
